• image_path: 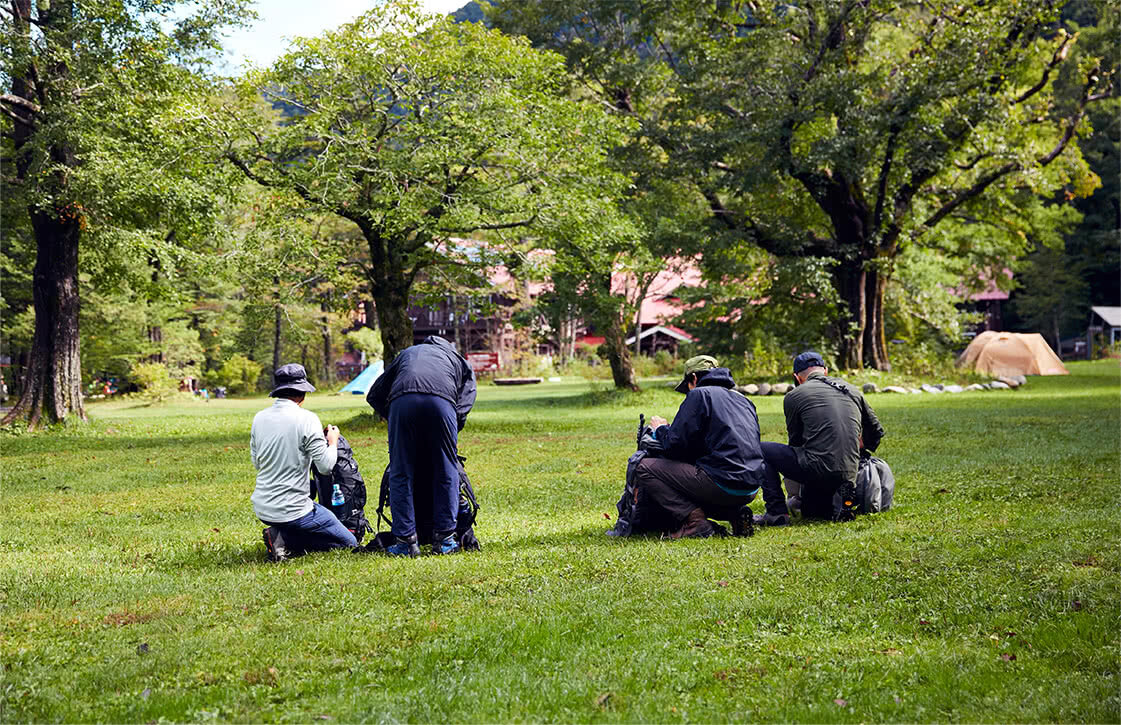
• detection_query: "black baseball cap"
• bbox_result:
[792,351,826,374]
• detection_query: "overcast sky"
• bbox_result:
[221,0,470,71]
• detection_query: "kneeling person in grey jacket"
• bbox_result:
[252,364,355,561]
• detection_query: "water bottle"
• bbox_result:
[331,483,345,507]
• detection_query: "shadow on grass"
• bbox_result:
[3,430,250,455]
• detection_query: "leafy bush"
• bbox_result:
[213,355,264,395]
[130,361,179,403]
[345,326,384,361]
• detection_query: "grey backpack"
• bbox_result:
[850,455,895,513]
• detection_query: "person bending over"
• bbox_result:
[639,355,767,539]
[368,336,477,557]
[252,364,355,561]
[757,351,885,525]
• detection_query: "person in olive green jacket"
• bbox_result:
[757,351,885,524]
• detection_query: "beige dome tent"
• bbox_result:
[958,332,1069,376]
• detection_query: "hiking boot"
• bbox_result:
[833,482,858,522]
[384,535,420,557]
[431,534,461,555]
[670,508,716,539]
[262,527,289,562]
[730,504,755,537]
[752,512,792,527]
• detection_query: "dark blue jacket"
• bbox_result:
[367,336,477,431]
[653,367,766,493]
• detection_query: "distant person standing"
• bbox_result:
[368,336,476,556]
[251,363,355,561]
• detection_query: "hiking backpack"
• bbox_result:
[310,434,373,544]
[372,454,481,551]
[607,415,678,537]
[832,454,895,518]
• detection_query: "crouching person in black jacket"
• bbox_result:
[639,355,768,539]
[367,336,477,556]
[756,351,885,525]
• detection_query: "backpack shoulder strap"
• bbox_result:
[809,375,859,404]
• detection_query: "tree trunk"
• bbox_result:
[835,258,893,371]
[835,259,866,370]
[2,213,86,429]
[864,268,890,371]
[320,299,334,385]
[602,313,639,391]
[373,279,414,363]
[363,299,377,330]
[272,295,282,374]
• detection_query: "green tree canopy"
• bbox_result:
[203,0,625,362]
[491,0,1116,369]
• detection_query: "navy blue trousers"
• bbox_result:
[262,502,357,554]
[387,393,459,540]
[760,441,844,519]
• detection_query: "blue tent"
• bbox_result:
[339,360,383,394]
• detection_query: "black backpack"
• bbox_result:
[310,434,373,544]
[371,454,481,551]
[607,415,678,537]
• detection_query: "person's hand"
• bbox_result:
[649,415,668,429]
[325,425,340,446]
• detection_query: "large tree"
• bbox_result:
[206,0,622,363]
[491,0,1115,369]
[1,0,250,427]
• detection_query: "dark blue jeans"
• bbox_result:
[760,441,844,519]
[388,393,459,540]
[263,502,357,554]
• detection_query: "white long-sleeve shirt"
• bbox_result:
[250,399,338,523]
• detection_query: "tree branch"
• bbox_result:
[1013,31,1074,105]
[439,214,538,234]
[0,93,41,116]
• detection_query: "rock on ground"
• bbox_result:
[944,384,964,393]
[742,383,759,395]
[862,382,878,393]
[883,385,908,394]
[772,382,791,395]
[757,382,772,396]
[921,384,943,394]
[991,381,1010,390]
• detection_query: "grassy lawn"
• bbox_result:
[2,361,1118,723]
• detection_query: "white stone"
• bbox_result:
[921,384,943,394]
[771,382,791,395]
[883,385,908,394]
[742,383,759,395]
[991,381,1010,390]
[944,384,964,393]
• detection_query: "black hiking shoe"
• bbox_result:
[730,504,755,537]
[262,527,289,562]
[833,482,858,522]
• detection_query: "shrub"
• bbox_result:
[214,355,264,395]
[130,361,179,403]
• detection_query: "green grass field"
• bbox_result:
[2,361,1118,723]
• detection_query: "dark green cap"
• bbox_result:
[675,355,718,393]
